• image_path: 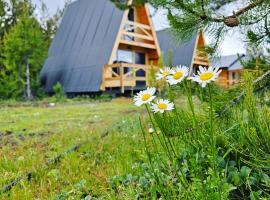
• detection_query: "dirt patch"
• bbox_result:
[0,130,53,149]
[121,109,144,115]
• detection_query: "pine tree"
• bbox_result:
[1,7,47,99]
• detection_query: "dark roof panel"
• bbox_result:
[40,0,124,93]
[211,55,239,68]
[211,54,248,70]
[157,29,197,68]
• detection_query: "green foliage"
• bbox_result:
[131,72,270,199]
[0,9,47,99]
[167,48,173,68]
[94,93,112,102]
[53,82,66,102]
[157,52,164,69]
[54,180,92,200]
[243,57,269,70]
[0,1,8,38]
[148,62,156,87]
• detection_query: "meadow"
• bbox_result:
[0,98,149,199]
[0,73,270,200]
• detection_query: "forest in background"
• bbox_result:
[0,0,70,100]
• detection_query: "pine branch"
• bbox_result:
[220,70,270,116]
[112,0,266,27]
[234,0,265,17]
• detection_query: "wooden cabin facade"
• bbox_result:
[212,54,248,88]
[101,4,160,93]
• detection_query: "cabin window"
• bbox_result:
[232,72,236,79]
[135,52,146,77]
[116,50,133,63]
[135,52,146,65]
[113,50,133,76]
[123,9,135,41]
[128,8,134,21]
[113,50,147,86]
[135,52,146,86]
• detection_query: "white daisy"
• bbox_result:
[151,99,174,114]
[156,67,172,80]
[134,87,156,107]
[166,65,189,85]
[148,127,154,133]
[189,66,222,88]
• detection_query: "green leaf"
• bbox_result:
[239,166,252,179]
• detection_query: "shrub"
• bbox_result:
[53,82,66,102]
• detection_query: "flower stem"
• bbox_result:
[145,105,173,162]
[184,81,198,140]
[145,105,189,189]
[208,84,217,168]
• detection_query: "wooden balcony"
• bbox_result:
[193,50,209,66]
[120,20,156,49]
[101,63,157,93]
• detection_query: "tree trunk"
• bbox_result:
[25,59,33,100]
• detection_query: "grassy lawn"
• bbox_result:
[0,98,148,199]
[2,86,269,199]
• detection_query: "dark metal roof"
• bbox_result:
[156,29,197,68]
[211,54,248,71]
[40,0,124,93]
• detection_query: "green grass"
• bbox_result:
[0,98,148,199]
[2,78,269,200]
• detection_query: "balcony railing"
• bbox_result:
[120,20,156,49]
[101,63,157,93]
[193,50,209,66]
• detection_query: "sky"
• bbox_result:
[32,0,246,56]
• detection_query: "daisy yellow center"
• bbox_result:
[200,72,214,81]
[162,70,170,76]
[173,71,183,80]
[158,103,167,110]
[141,93,151,101]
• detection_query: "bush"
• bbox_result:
[53,82,66,102]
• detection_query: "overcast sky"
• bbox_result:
[32,0,246,56]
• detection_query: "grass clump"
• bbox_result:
[53,82,66,102]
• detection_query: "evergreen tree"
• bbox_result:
[1,9,47,99]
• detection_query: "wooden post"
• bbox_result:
[101,65,106,91]
[120,64,124,93]
[145,65,149,86]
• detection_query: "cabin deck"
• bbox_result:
[101,63,157,93]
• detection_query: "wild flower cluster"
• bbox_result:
[134,65,222,112]
[131,66,270,199]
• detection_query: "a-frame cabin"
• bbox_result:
[157,29,210,74]
[40,0,210,95]
[101,1,161,93]
[40,0,160,94]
